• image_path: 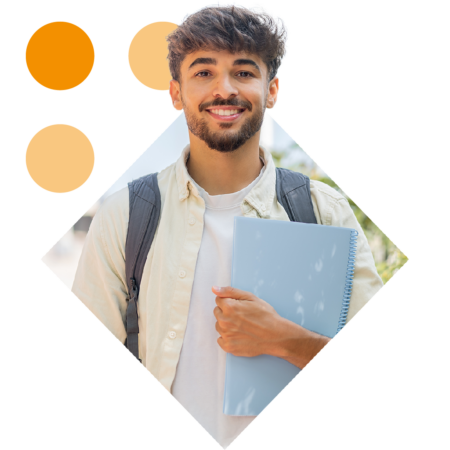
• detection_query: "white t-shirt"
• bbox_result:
[171,164,265,448]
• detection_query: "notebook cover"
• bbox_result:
[223,217,357,416]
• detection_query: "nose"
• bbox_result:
[212,73,239,100]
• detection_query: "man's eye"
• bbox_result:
[196,71,211,77]
[236,71,253,78]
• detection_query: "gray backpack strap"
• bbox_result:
[275,167,317,224]
[124,172,161,361]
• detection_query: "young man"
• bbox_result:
[73,6,383,447]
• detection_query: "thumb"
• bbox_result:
[212,285,254,301]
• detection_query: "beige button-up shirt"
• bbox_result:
[72,146,383,391]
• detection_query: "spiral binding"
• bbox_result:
[337,229,358,333]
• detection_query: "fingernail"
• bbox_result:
[213,286,221,292]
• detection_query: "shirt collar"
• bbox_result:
[175,145,195,201]
[175,144,276,218]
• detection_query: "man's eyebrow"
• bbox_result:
[188,57,217,70]
[233,59,261,73]
[187,57,262,73]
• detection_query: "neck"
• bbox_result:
[186,131,264,195]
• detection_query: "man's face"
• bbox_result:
[170,50,278,153]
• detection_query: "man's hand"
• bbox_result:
[212,286,331,369]
[212,285,283,358]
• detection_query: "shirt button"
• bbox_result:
[179,270,186,278]
[168,331,176,339]
[188,216,196,225]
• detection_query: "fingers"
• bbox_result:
[213,306,224,321]
[215,295,233,310]
[215,314,239,338]
[212,285,255,301]
[217,336,225,351]
[215,315,233,335]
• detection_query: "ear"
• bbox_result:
[169,79,183,111]
[266,77,279,109]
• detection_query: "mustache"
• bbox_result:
[199,98,253,112]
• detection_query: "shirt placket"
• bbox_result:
[160,192,205,390]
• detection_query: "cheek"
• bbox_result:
[183,81,211,105]
[245,86,266,109]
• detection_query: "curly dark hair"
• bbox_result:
[166,5,286,83]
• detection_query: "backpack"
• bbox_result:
[124,167,317,361]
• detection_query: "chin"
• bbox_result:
[185,106,264,153]
[218,122,234,130]
[206,142,243,153]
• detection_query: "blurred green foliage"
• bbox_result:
[271,146,408,284]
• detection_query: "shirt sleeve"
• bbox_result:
[71,187,130,343]
[310,181,383,323]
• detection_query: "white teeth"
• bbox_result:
[211,109,241,116]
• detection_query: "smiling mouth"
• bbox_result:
[205,107,246,121]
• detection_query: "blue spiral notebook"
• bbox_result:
[223,216,358,416]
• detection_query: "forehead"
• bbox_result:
[181,49,267,74]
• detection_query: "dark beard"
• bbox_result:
[183,98,265,153]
